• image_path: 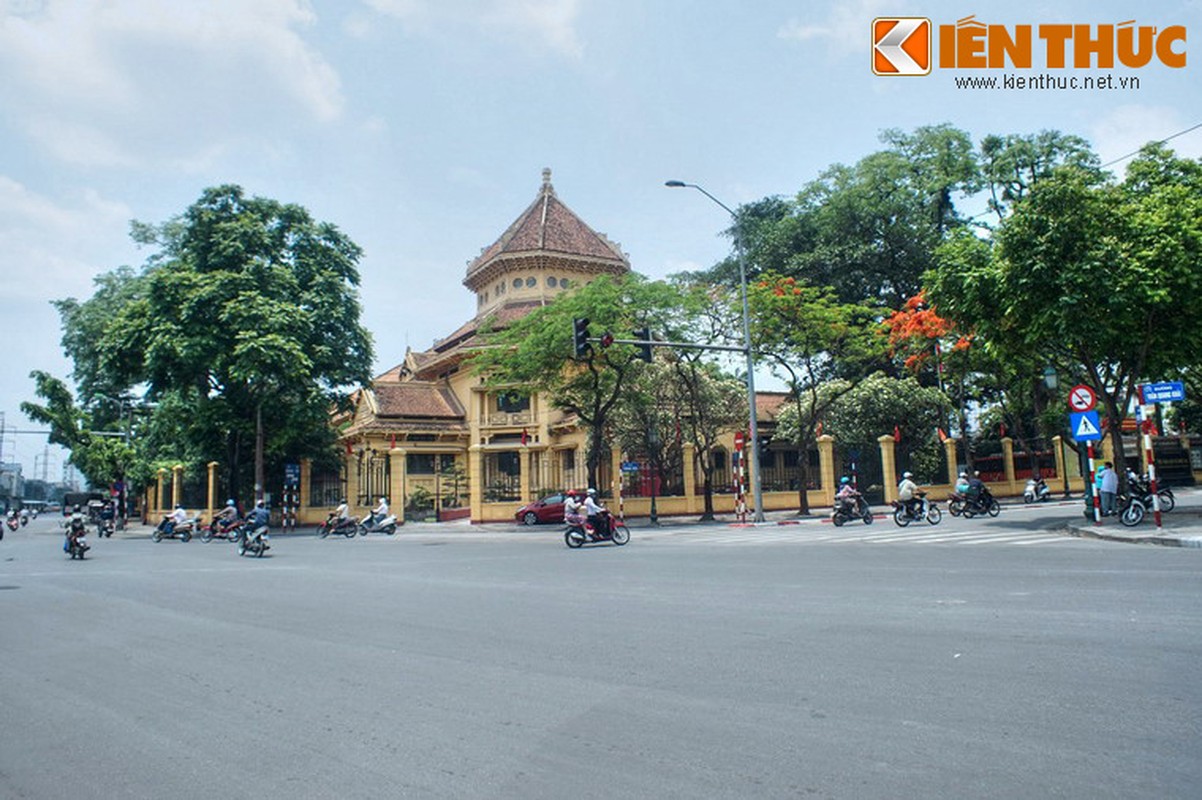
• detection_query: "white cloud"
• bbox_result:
[779,0,898,57]
[0,177,136,303]
[1091,105,1202,170]
[0,0,344,168]
[364,0,584,57]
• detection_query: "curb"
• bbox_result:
[1059,523,1199,548]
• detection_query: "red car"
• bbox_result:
[515,493,571,525]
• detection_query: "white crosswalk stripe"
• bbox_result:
[652,524,1082,547]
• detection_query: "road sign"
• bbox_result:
[620,461,640,473]
[1140,381,1185,403]
[1069,410,1102,442]
[1068,384,1097,412]
[734,431,745,451]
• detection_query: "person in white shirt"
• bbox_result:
[563,490,583,524]
[170,504,190,533]
[372,497,389,525]
[584,488,608,537]
[897,472,921,517]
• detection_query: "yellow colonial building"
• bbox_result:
[337,169,633,522]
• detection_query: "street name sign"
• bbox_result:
[1140,381,1185,403]
[1070,410,1103,441]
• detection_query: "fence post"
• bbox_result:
[817,435,836,506]
[682,443,697,514]
[389,448,406,522]
[943,437,959,486]
[299,458,312,523]
[153,469,165,516]
[206,461,218,522]
[879,434,898,504]
[469,445,483,523]
[611,447,623,517]
[1001,437,1016,494]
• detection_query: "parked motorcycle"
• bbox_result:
[236,524,270,557]
[317,512,358,539]
[1127,472,1175,513]
[1023,477,1052,504]
[831,492,874,527]
[356,511,398,536]
[892,494,942,527]
[152,515,198,542]
[565,509,630,548]
[202,516,244,542]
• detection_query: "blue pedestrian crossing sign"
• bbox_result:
[1069,410,1102,441]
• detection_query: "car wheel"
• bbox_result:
[523,511,539,526]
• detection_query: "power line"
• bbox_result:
[1100,121,1202,169]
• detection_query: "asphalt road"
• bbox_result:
[2,511,1199,799]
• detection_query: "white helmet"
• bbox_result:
[903,472,913,479]
[587,488,596,495]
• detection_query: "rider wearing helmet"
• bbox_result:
[897,471,920,517]
[216,498,240,524]
[332,497,351,531]
[835,476,859,511]
[583,488,608,538]
[563,489,584,525]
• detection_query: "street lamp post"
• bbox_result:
[666,180,766,523]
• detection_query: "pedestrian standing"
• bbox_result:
[1100,461,1118,517]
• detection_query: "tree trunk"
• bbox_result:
[254,401,265,503]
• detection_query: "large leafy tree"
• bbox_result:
[57,185,373,501]
[928,146,1202,477]
[471,274,681,490]
[747,273,884,512]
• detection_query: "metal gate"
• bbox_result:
[838,443,885,506]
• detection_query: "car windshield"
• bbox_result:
[541,494,563,505]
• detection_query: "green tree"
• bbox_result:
[747,273,884,512]
[471,274,680,490]
[58,185,373,502]
[929,147,1202,478]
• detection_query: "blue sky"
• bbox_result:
[1,0,1199,480]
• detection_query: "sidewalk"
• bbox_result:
[1059,506,1202,548]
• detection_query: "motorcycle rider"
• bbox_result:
[897,471,921,518]
[331,497,351,532]
[584,488,608,539]
[563,489,584,525]
[247,499,271,550]
[835,476,860,513]
[65,504,88,553]
[371,496,389,527]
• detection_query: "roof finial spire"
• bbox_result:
[541,167,553,193]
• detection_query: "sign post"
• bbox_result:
[1067,389,1102,525]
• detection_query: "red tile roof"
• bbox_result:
[465,169,628,284]
[373,383,465,419]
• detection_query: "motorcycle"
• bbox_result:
[152,515,198,543]
[202,516,244,542]
[831,492,874,527]
[892,494,942,527]
[961,488,1001,519]
[20,513,29,527]
[96,517,116,538]
[4,515,17,532]
[63,520,90,559]
[236,523,270,557]
[564,509,630,548]
[1023,477,1052,504]
[1127,473,1175,513]
[356,511,399,536]
[317,512,359,539]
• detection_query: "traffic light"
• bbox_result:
[599,332,615,348]
[633,327,652,363]
[572,317,591,358]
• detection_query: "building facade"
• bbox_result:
[337,170,635,522]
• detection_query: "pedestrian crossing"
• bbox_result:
[651,523,1083,547]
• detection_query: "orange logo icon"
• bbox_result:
[872,17,931,75]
